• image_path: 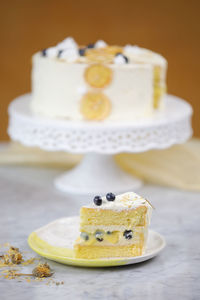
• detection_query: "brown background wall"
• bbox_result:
[0,0,199,140]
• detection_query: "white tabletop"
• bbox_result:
[0,163,199,299]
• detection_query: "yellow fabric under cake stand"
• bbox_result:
[1,138,200,191]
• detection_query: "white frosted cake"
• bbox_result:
[31,37,167,121]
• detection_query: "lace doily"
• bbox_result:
[8,94,192,154]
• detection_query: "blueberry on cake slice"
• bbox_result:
[74,192,153,259]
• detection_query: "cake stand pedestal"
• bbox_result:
[8,94,192,195]
[55,153,142,194]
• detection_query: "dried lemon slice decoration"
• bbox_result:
[103,46,123,55]
[84,64,112,88]
[80,92,111,120]
[85,46,123,64]
[85,49,113,64]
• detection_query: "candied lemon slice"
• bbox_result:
[84,64,112,88]
[80,92,111,121]
[85,49,113,63]
[103,46,123,55]
[85,47,123,63]
[153,85,166,108]
[154,66,161,84]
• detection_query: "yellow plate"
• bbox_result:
[28,216,165,268]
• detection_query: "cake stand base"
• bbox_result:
[55,153,142,195]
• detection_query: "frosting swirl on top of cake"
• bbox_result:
[40,37,167,67]
[123,45,166,66]
[87,192,152,211]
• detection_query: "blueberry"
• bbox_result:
[93,195,102,206]
[41,49,47,57]
[106,193,116,201]
[95,231,104,242]
[79,48,86,56]
[57,49,63,58]
[123,55,129,63]
[87,43,95,49]
[123,230,133,240]
[106,231,112,235]
[115,52,129,63]
[80,232,89,241]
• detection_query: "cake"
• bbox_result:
[74,191,153,259]
[31,37,167,121]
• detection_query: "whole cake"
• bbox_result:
[74,191,153,259]
[31,37,167,121]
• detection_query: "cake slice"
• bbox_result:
[74,192,152,259]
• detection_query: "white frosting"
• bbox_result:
[59,48,79,63]
[95,40,107,49]
[124,45,142,55]
[31,53,155,120]
[77,85,87,95]
[56,37,78,50]
[114,54,127,64]
[123,45,167,67]
[87,192,151,211]
[45,47,58,58]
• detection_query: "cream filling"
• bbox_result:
[81,225,133,232]
[77,226,148,247]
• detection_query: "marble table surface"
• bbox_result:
[0,164,199,300]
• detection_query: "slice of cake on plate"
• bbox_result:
[74,192,153,259]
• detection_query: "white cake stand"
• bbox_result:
[8,94,192,195]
